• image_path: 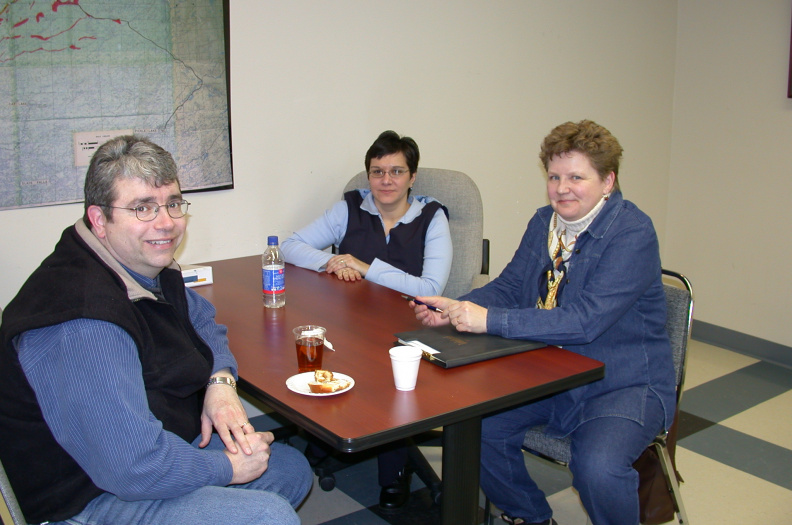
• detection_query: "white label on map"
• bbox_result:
[73,130,133,167]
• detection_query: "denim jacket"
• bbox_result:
[461,192,676,436]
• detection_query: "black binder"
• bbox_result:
[394,325,545,368]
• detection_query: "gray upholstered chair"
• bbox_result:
[486,269,693,525]
[344,167,489,298]
[0,456,26,525]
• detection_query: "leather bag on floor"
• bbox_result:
[634,412,682,524]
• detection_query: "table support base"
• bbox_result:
[442,416,482,525]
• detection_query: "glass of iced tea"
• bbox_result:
[292,325,326,373]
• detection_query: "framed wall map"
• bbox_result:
[789,5,792,97]
[0,0,233,210]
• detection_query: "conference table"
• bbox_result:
[194,256,604,525]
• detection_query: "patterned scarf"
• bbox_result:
[537,194,610,309]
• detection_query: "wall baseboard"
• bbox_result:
[693,320,792,370]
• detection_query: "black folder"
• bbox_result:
[394,325,546,368]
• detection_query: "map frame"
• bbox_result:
[0,0,234,211]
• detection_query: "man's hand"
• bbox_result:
[225,431,275,484]
[200,370,254,454]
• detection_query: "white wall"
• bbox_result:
[3,2,677,325]
[0,0,677,310]
[668,0,792,347]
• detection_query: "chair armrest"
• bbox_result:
[481,239,490,275]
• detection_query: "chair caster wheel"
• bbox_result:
[318,475,336,491]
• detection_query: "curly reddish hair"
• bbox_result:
[539,120,623,191]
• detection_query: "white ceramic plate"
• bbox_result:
[285,372,355,397]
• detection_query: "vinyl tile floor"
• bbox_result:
[241,339,792,524]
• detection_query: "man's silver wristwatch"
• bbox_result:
[206,376,236,391]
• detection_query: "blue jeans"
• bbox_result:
[49,436,312,525]
[480,392,664,525]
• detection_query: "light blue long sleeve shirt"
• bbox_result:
[281,190,452,296]
[16,270,236,501]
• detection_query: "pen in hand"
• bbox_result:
[401,295,444,313]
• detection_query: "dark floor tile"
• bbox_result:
[742,360,792,389]
[305,434,442,508]
[676,410,717,440]
[330,454,383,507]
[318,508,391,525]
[368,488,441,524]
[679,423,792,491]
[314,487,461,525]
[680,361,792,423]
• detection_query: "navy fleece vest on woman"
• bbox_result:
[0,225,213,523]
[338,191,448,277]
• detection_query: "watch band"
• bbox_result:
[207,376,237,391]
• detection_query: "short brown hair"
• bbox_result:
[539,120,623,191]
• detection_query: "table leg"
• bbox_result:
[442,415,482,525]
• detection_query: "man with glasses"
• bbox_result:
[0,135,311,525]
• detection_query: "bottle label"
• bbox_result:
[262,265,285,295]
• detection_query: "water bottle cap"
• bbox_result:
[267,236,278,245]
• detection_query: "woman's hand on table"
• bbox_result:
[446,300,488,333]
[410,295,488,333]
[410,296,454,326]
[326,254,366,281]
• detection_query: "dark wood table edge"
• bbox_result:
[239,367,603,453]
[240,366,604,453]
[241,366,604,525]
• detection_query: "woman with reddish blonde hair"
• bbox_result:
[411,120,675,525]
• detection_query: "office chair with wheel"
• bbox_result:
[485,269,693,525]
[305,168,490,504]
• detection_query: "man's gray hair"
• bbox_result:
[83,135,179,227]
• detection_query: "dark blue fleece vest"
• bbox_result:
[338,191,448,277]
[0,226,213,523]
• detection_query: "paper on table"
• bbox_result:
[399,339,438,354]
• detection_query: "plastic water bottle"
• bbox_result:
[262,236,285,308]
